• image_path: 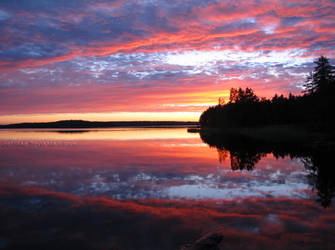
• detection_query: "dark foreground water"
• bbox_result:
[0,128,334,249]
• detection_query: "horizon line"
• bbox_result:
[0,111,201,125]
[0,119,199,126]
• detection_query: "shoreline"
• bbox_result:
[0,120,199,129]
[198,124,335,151]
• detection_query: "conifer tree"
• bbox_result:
[303,56,335,94]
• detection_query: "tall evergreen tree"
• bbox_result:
[303,56,335,94]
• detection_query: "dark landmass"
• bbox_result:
[0,120,199,129]
[199,124,335,151]
[198,56,335,146]
[54,130,91,133]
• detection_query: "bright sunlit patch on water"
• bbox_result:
[166,182,309,200]
[0,128,199,141]
[70,168,310,200]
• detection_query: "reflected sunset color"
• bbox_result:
[1,128,334,249]
[0,127,199,141]
[0,128,309,200]
[1,0,335,248]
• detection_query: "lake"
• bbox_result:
[0,128,334,249]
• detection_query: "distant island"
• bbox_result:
[0,120,199,129]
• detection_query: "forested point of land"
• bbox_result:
[200,56,335,130]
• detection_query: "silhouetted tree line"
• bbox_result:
[200,56,335,128]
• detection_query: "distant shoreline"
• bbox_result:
[0,120,199,129]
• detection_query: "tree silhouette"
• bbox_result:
[303,56,335,95]
[218,96,226,105]
[216,147,263,171]
[229,87,259,104]
[199,56,335,128]
[302,153,335,208]
[230,151,264,171]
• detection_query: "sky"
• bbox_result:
[0,0,334,123]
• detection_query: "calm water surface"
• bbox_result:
[0,128,334,249]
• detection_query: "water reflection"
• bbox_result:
[200,130,335,207]
[303,155,335,208]
[218,149,265,171]
[2,185,334,250]
[0,127,199,140]
[0,128,335,249]
[0,129,310,201]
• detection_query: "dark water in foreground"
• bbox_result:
[0,128,334,249]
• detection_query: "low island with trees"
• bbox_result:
[199,56,335,147]
[0,120,198,129]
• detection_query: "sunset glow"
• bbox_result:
[1,2,334,248]
[1,0,335,122]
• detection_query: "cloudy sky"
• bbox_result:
[0,0,334,123]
